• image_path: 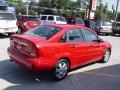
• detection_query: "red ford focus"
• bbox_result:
[7,24,112,80]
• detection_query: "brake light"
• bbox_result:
[23,42,37,57]
[110,27,113,30]
[24,21,39,29]
[100,27,103,31]
[100,27,103,30]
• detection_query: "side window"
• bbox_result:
[48,16,54,20]
[41,16,47,20]
[60,33,67,42]
[68,29,84,42]
[81,29,98,42]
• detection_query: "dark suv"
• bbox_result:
[84,19,96,31]
[16,15,40,34]
[112,22,120,35]
[66,17,85,27]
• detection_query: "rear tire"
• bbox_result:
[52,59,69,81]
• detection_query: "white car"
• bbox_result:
[39,15,67,24]
[0,12,18,36]
[96,21,112,35]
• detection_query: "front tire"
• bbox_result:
[52,59,69,81]
[100,49,111,63]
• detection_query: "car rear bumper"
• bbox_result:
[0,27,18,34]
[7,47,55,72]
[100,30,112,33]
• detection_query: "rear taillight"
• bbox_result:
[110,27,113,30]
[16,21,19,26]
[23,42,37,57]
[100,27,103,31]
[24,21,39,29]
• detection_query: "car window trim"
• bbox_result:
[81,29,99,42]
[66,28,85,43]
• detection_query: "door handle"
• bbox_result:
[70,45,76,48]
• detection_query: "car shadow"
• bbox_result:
[1,59,120,90]
[112,34,120,37]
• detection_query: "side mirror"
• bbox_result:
[92,38,103,43]
[97,38,104,43]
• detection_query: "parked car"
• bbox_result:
[39,15,67,24]
[112,22,120,35]
[0,12,18,36]
[66,17,85,27]
[16,15,40,34]
[84,19,96,31]
[8,24,112,81]
[95,21,112,35]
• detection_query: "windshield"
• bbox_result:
[0,13,16,20]
[75,18,84,24]
[24,26,60,39]
[102,21,111,26]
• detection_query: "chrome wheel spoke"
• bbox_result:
[55,61,68,79]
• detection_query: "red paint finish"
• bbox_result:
[7,24,112,72]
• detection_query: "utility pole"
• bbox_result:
[115,0,119,22]
[26,0,31,15]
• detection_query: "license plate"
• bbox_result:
[16,44,22,50]
[4,28,9,31]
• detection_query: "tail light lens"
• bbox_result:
[110,27,113,30]
[24,21,40,29]
[23,42,38,57]
[100,27,103,30]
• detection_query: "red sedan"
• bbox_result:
[7,24,112,80]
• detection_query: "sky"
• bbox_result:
[22,0,120,11]
[103,0,120,11]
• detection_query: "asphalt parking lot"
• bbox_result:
[0,35,120,90]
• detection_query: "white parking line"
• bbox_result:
[82,72,120,78]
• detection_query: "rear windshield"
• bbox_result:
[66,18,84,24]
[0,13,16,20]
[90,20,95,26]
[116,23,120,26]
[75,18,84,24]
[56,17,66,22]
[26,17,39,21]
[113,23,120,26]
[24,26,60,39]
[96,21,100,26]
[102,21,111,26]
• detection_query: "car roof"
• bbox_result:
[41,24,86,29]
[17,15,38,18]
[40,15,64,17]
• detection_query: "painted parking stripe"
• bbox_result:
[83,72,120,78]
